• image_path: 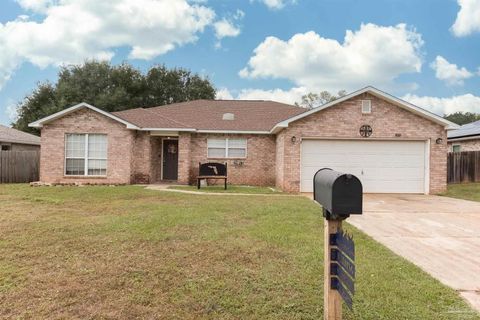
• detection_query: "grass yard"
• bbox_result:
[441,182,480,202]
[168,185,283,194]
[0,185,478,319]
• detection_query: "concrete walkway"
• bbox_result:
[145,184,299,197]
[347,194,480,312]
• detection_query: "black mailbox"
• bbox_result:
[313,168,363,220]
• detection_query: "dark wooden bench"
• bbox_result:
[197,162,227,190]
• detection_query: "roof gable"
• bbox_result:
[271,86,459,133]
[29,103,140,129]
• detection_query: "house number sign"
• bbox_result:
[359,125,372,138]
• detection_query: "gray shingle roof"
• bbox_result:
[448,120,480,139]
[0,125,40,145]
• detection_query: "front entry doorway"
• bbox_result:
[162,139,179,180]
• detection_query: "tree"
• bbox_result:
[444,111,480,125]
[295,90,347,109]
[13,60,216,134]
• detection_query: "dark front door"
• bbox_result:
[162,139,178,180]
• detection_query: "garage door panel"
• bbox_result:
[300,140,426,193]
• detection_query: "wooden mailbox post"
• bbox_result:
[313,168,363,320]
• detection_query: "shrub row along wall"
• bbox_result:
[0,151,40,183]
[447,151,480,183]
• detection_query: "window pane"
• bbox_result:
[88,134,107,159]
[66,159,85,175]
[228,148,246,158]
[207,139,226,148]
[453,145,461,152]
[208,148,226,158]
[88,159,107,176]
[66,134,85,158]
[228,139,246,148]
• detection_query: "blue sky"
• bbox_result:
[1,0,480,126]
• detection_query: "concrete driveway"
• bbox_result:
[348,194,480,312]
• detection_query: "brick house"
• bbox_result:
[29,86,458,194]
[447,120,480,152]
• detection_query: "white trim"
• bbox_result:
[448,135,480,142]
[140,128,195,132]
[451,144,462,152]
[29,103,140,129]
[299,138,429,194]
[197,129,271,134]
[361,100,372,114]
[424,139,430,195]
[271,86,459,133]
[160,137,179,181]
[207,137,247,159]
[64,133,108,177]
[300,136,428,141]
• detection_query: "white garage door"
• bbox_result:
[300,140,427,193]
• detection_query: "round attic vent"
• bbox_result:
[222,113,235,120]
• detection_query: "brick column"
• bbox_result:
[177,132,192,184]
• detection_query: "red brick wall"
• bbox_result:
[278,94,447,194]
[40,108,134,184]
[275,132,285,189]
[178,133,192,184]
[187,133,276,186]
[131,131,152,184]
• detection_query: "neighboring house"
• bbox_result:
[0,125,40,151]
[29,86,458,194]
[447,120,480,152]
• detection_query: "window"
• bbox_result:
[207,138,247,158]
[361,100,372,114]
[65,134,107,176]
[452,145,461,153]
[1,144,11,151]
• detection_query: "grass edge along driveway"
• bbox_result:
[0,185,478,319]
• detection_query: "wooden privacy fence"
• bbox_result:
[447,151,480,183]
[0,151,40,183]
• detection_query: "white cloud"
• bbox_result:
[215,88,234,100]
[216,86,307,104]
[214,19,241,39]
[0,0,215,89]
[451,0,480,36]
[237,87,307,104]
[5,100,18,122]
[240,23,424,93]
[15,0,55,13]
[430,56,473,86]
[213,9,244,49]
[253,0,296,10]
[403,93,480,115]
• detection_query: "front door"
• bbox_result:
[162,139,178,180]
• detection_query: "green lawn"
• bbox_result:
[0,185,478,319]
[441,183,480,202]
[169,185,284,194]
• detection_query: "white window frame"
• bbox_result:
[452,144,461,153]
[207,138,247,159]
[361,100,372,114]
[64,133,108,176]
